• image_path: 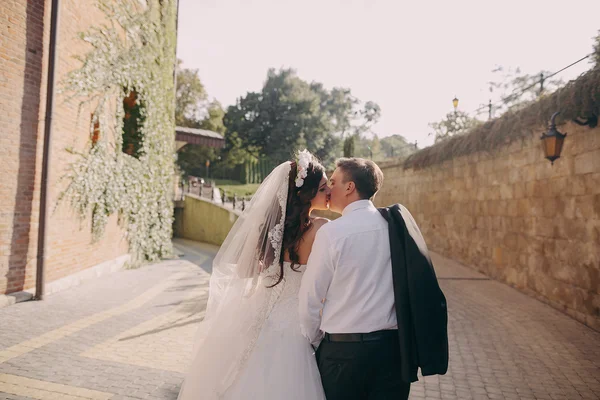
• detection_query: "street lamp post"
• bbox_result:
[452,96,459,114]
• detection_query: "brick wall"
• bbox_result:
[0,0,129,296]
[375,122,600,331]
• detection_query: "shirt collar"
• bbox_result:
[342,199,374,216]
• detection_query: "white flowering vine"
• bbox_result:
[59,0,177,266]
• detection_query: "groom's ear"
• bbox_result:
[346,181,356,195]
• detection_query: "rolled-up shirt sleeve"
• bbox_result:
[299,227,335,346]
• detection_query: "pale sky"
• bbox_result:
[177,0,599,148]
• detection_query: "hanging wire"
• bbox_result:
[545,54,591,80]
[468,53,592,117]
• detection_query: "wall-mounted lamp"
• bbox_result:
[540,111,567,165]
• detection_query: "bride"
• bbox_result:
[178,150,330,399]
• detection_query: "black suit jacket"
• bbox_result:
[378,204,448,383]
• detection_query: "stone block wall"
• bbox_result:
[375,122,600,330]
[175,195,240,246]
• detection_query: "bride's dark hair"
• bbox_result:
[268,155,324,287]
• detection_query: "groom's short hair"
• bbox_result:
[335,158,384,200]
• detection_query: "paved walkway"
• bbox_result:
[0,239,598,400]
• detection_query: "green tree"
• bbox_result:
[175,59,207,127]
[223,91,267,157]
[199,101,226,133]
[334,100,382,160]
[174,63,227,178]
[323,87,357,137]
[380,134,416,159]
[176,145,217,178]
[343,135,355,157]
[224,68,380,167]
[316,87,381,138]
[429,111,481,142]
[356,101,382,136]
[370,134,381,160]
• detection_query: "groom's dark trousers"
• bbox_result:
[316,330,410,400]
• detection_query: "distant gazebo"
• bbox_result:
[175,126,225,151]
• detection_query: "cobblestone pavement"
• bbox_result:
[1,238,599,400]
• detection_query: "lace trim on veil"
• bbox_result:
[218,163,290,398]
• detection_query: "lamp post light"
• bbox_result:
[452,96,459,114]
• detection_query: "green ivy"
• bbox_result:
[59,0,177,266]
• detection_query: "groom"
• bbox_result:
[299,157,448,400]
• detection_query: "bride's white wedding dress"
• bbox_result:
[178,161,325,400]
[224,263,325,399]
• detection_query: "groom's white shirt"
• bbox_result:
[299,199,396,345]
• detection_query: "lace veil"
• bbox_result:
[178,161,292,400]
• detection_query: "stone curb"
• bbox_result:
[0,290,34,308]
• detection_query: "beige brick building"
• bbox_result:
[0,0,130,299]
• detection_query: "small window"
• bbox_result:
[122,90,145,158]
[90,114,100,146]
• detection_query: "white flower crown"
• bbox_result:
[295,149,312,188]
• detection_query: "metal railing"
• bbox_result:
[176,176,251,212]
